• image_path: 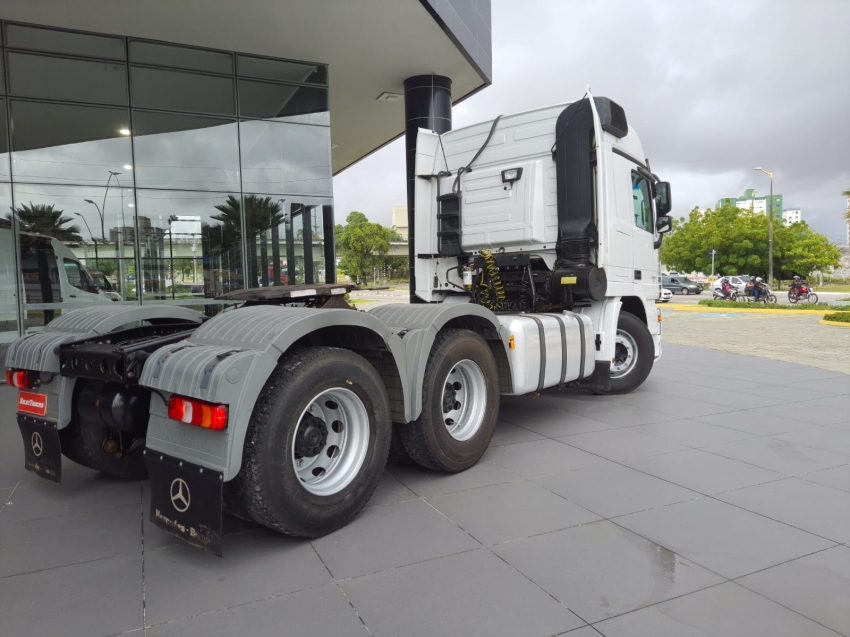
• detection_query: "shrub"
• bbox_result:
[697,300,833,310]
[823,312,850,323]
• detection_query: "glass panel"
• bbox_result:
[0,183,20,344]
[631,172,653,233]
[7,52,128,105]
[132,111,239,191]
[243,195,287,288]
[10,100,132,186]
[131,66,235,116]
[237,55,326,85]
[5,24,126,60]
[130,41,233,74]
[239,121,332,195]
[134,190,243,310]
[290,204,305,285]
[310,205,325,283]
[0,55,5,94]
[238,80,328,124]
[12,183,138,333]
[0,99,9,181]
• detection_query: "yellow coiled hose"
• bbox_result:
[478,249,506,311]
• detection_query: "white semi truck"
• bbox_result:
[6,93,672,554]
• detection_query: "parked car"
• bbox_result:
[662,276,703,295]
[657,288,672,303]
[711,275,750,294]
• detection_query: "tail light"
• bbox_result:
[6,369,33,389]
[168,395,228,431]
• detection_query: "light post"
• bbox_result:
[74,213,99,269]
[83,199,105,241]
[754,167,774,285]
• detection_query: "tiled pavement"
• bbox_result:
[1,343,849,637]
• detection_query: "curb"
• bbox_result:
[668,305,828,316]
[820,319,850,328]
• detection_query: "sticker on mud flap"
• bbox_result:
[18,391,47,416]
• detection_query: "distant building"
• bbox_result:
[782,208,802,226]
[717,189,783,221]
[391,206,409,241]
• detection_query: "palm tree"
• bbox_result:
[9,202,84,243]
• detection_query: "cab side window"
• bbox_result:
[63,258,90,291]
[631,172,654,233]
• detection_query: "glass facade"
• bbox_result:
[0,21,333,342]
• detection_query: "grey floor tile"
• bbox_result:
[695,410,813,436]
[365,472,418,508]
[625,394,744,417]
[0,553,142,637]
[561,403,679,427]
[504,406,625,437]
[311,499,479,579]
[614,497,834,579]
[801,464,850,493]
[625,449,783,495]
[811,393,850,411]
[559,428,688,462]
[748,384,836,403]
[0,502,141,577]
[594,581,841,637]
[736,545,850,637]
[486,439,614,478]
[489,419,547,446]
[0,471,140,524]
[387,459,518,497]
[702,437,849,476]
[341,548,585,637]
[716,478,850,543]
[564,628,603,636]
[144,529,331,626]
[536,463,700,519]
[427,480,600,545]
[147,583,367,637]
[759,402,849,426]
[493,520,723,624]
[631,419,757,448]
[775,425,850,457]
[789,379,850,398]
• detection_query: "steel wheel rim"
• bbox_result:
[611,330,638,379]
[441,359,487,441]
[291,387,369,496]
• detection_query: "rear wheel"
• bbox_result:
[788,292,798,304]
[601,312,654,395]
[231,347,391,537]
[397,329,499,473]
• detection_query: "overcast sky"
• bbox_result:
[334,0,850,244]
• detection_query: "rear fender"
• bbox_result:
[4,305,203,428]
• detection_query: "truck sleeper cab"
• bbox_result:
[5,92,672,555]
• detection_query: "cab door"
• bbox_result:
[61,257,107,305]
[630,171,659,298]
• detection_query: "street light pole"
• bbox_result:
[74,213,98,269]
[83,199,104,241]
[755,167,774,285]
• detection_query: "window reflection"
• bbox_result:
[10,100,132,185]
[238,80,328,124]
[310,206,325,283]
[7,52,128,105]
[130,41,233,75]
[240,121,331,195]
[134,190,243,311]
[237,55,326,85]
[11,183,138,333]
[5,24,125,60]
[0,183,18,343]
[131,66,235,116]
[0,99,9,181]
[132,111,240,191]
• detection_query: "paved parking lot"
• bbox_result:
[1,343,849,637]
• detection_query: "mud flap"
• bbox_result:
[566,361,611,393]
[17,416,62,482]
[145,451,224,556]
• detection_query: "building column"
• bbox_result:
[404,75,452,302]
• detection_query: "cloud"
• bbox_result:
[334,0,850,243]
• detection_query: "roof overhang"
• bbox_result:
[0,0,491,173]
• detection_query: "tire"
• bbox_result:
[766,294,777,304]
[230,347,391,538]
[58,411,148,480]
[681,287,689,295]
[602,312,655,394]
[397,328,499,473]
[788,292,798,304]
[808,293,818,304]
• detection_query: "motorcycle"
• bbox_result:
[788,285,818,304]
[743,283,776,304]
[713,288,738,301]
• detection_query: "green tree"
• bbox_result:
[335,211,391,282]
[660,204,840,280]
[9,202,84,243]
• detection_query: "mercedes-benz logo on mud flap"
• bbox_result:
[31,432,43,457]
[170,478,191,513]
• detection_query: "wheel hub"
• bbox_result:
[294,413,328,458]
[442,383,461,414]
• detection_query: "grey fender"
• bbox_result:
[368,302,510,421]
[140,305,409,480]
[4,305,203,428]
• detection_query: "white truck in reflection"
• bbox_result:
[0,228,118,339]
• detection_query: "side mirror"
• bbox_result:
[655,181,672,215]
[656,215,673,234]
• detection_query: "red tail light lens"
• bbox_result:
[168,395,228,431]
[6,369,32,389]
